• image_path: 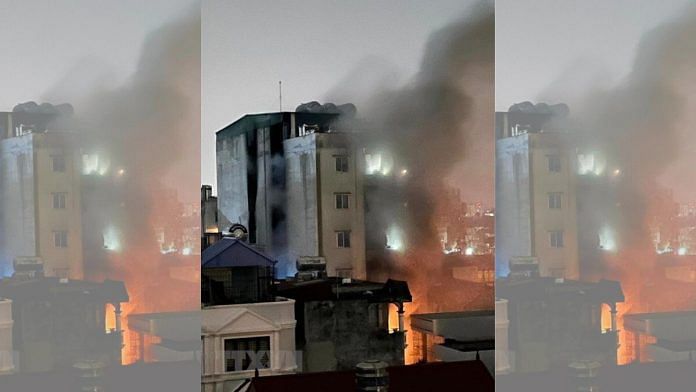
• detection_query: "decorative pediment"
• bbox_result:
[203,308,280,334]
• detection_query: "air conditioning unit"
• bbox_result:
[13,256,44,279]
[295,256,327,281]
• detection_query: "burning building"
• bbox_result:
[0,106,84,279]
[215,109,367,279]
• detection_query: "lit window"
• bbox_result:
[224,336,270,372]
[548,192,562,209]
[549,230,564,248]
[52,193,67,209]
[51,155,66,172]
[53,231,68,248]
[547,155,561,172]
[335,156,349,172]
[336,231,351,248]
[335,193,350,209]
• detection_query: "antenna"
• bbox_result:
[279,80,282,112]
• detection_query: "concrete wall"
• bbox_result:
[495,135,532,276]
[0,136,37,275]
[302,300,402,372]
[284,135,320,264]
[216,133,248,233]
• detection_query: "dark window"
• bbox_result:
[335,156,349,172]
[549,230,564,248]
[547,155,561,172]
[52,193,67,209]
[224,336,270,372]
[52,155,66,172]
[548,192,562,209]
[53,231,68,248]
[337,231,351,248]
[335,193,350,209]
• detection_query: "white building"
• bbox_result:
[202,299,297,392]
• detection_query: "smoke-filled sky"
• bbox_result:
[0,0,199,200]
[203,0,493,205]
[497,0,696,202]
[0,0,195,109]
[496,0,690,111]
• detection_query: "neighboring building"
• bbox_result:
[0,112,84,278]
[496,277,624,374]
[201,238,297,392]
[410,311,495,374]
[216,112,367,278]
[0,276,128,373]
[127,311,200,364]
[496,114,579,279]
[623,311,696,363]
[201,185,220,249]
[275,277,411,373]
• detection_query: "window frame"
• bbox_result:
[53,230,68,248]
[549,230,564,248]
[548,192,563,209]
[52,192,67,209]
[547,155,561,173]
[223,335,271,373]
[336,230,351,248]
[335,155,349,173]
[51,155,66,172]
[335,193,350,209]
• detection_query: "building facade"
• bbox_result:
[496,120,579,279]
[0,114,84,279]
[216,112,367,278]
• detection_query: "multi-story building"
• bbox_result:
[0,111,83,279]
[495,110,579,279]
[216,112,367,278]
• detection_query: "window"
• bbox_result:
[335,156,349,172]
[547,155,561,172]
[52,192,67,209]
[53,231,68,248]
[224,336,270,372]
[335,193,350,209]
[51,155,66,172]
[336,230,351,248]
[548,192,563,209]
[549,230,564,248]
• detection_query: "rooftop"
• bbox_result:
[275,278,411,303]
